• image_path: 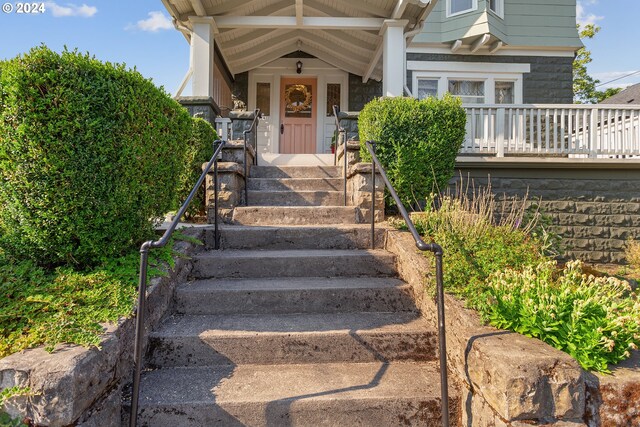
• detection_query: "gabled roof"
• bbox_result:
[161,0,436,81]
[599,83,640,105]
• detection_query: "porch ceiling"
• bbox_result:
[162,0,435,81]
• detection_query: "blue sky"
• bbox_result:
[0,0,638,95]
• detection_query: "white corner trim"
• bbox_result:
[407,61,530,74]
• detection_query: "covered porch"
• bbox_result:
[161,0,435,165]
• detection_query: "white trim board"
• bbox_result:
[406,45,577,57]
[407,61,530,74]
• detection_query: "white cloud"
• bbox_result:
[576,1,603,27]
[45,2,97,18]
[127,11,173,32]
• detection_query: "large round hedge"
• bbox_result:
[0,46,192,267]
[358,95,466,208]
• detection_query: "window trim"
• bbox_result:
[488,0,504,19]
[446,0,478,18]
[413,70,524,104]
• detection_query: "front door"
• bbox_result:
[280,77,316,154]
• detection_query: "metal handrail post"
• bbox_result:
[242,109,261,206]
[364,141,449,427]
[371,142,376,250]
[343,128,347,206]
[129,139,226,427]
[214,156,219,250]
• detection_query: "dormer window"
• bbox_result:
[488,0,504,18]
[447,0,477,17]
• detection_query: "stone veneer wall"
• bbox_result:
[453,160,640,264]
[348,73,382,111]
[406,53,574,104]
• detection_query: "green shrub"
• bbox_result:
[358,95,466,207]
[389,188,546,297]
[0,46,192,267]
[478,260,640,372]
[178,118,218,219]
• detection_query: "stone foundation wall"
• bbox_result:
[454,159,640,264]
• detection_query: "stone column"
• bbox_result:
[348,163,385,223]
[381,20,407,97]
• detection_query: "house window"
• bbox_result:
[495,81,514,104]
[256,82,271,116]
[449,80,485,104]
[417,79,438,99]
[488,0,504,18]
[447,0,477,17]
[326,83,341,116]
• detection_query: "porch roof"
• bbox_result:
[161,0,435,81]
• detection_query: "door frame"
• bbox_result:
[248,58,348,155]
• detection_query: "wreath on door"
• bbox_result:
[285,84,312,113]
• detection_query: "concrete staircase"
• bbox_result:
[134,165,457,426]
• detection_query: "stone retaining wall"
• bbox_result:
[0,231,204,426]
[454,159,640,264]
[385,229,587,426]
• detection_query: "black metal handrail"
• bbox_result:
[129,139,226,427]
[364,140,450,427]
[242,109,261,205]
[332,105,347,206]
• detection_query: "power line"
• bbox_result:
[595,69,640,87]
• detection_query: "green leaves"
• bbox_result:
[478,261,640,372]
[0,45,192,268]
[358,95,466,209]
[0,241,179,357]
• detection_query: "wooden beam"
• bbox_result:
[296,0,303,26]
[489,40,503,54]
[470,34,490,53]
[214,15,385,30]
[363,41,383,83]
[189,0,206,16]
[450,39,462,53]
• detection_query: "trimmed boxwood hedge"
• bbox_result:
[179,117,218,219]
[0,46,192,267]
[358,95,466,208]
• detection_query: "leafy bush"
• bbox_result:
[0,239,181,357]
[358,95,466,207]
[178,118,218,219]
[390,187,545,297]
[478,260,640,372]
[0,46,192,267]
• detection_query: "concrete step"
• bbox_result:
[190,249,397,279]
[175,277,415,315]
[247,190,344,207]
[250,165,342,179]
[148,312,436,367]
[133,362,458,426]
[232,206,359,225]
[247,177,343,191]
[209,225,385,250]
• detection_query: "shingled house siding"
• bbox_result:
[407,53,574,104]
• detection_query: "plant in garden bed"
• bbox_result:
[0,236,190,358]
[477,260,640,372]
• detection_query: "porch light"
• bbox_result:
[296,60,303,74]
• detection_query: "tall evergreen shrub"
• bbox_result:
[0,46,192,267]
[178,117,218,218]
[358,95,466,207]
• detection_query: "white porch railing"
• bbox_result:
[461,104,640,158]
